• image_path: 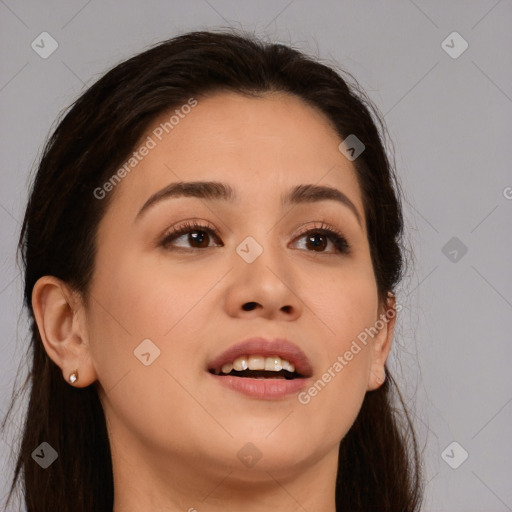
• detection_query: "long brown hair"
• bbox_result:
[2,29,423,511]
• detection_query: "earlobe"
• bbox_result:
[367,293,397,391]
[32,276,96,387]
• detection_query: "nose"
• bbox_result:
[223,243,303,321]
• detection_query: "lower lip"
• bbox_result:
[208,372,309,400]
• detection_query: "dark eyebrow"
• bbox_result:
[135,181,362,226]
[285,183,362,226]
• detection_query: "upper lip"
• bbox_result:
[207,337,313,377]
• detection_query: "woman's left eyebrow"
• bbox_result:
[135,180,362,227]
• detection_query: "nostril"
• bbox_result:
[242,302,258,311]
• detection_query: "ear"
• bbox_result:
[367,293,397,391]
[32,276,97,387]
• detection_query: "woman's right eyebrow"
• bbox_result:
[134,180,362,227]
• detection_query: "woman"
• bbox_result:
[2,30,423,511]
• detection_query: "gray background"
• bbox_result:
[1,1,511,510]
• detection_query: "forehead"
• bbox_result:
[103,91,364,223]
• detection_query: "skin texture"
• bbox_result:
[32,91,395,512]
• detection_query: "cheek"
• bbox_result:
[296,262,378,432]
[304,256,379,354]
[86,251,218,387]
[89,248,210,337]
[295,317,374,450]
[86,255,213,449]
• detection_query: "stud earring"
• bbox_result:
[69,369,79,384]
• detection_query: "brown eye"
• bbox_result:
[294,224,350,255]
[184,230,210,248]
[305,232,329,252]
[160,221,350,255]
[160,222,222,251]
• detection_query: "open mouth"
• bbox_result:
[209,368,304,380]
[207,344,312,399]
[208,353,309,381]
[206,338,314,397]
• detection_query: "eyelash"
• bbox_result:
[160,220,351,255]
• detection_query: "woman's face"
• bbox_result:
[84,91,393,485]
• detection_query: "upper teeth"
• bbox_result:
[221,355,295,374]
